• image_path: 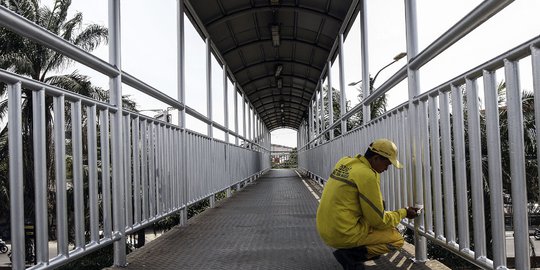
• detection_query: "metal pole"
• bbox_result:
[177,0,186,129]
[532,46,540,219]
[224,64,229,143]
[32,89,49,263]
[428,94,444,239]
[177,0,188,220]
[243,93,247,144]
[338,34,347,135]
[482,70,507,268]
[315,89,320,143]
[234,82,239,145]
[206,37,213,138]
[439,90,456,245]
[319,79,325,142]
[327,61,334,140]
[505,59,529,270]
[404,0,426,261]
[451,85,470,251]
[109,0,126,266]
[360,0,370,124]
[308,101,313,146]
[465,78,486,259]
[8,83,24,269]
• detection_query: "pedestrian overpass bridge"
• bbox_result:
[1,0,539,269]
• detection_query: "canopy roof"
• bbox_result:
[186,0,356,130]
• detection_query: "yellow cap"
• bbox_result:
[369,138,403,169]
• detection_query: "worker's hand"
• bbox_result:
[405,207,420,219]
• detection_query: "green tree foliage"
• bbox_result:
[0,0,109,225]
[318,80,387,140]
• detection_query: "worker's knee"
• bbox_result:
[392,236,404,250]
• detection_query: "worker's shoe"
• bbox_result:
[333,249,365,270]
[333,246,384,270]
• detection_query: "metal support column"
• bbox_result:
[243,93,247,144]
[109,0,126,266]
[327,61,334,140]
[206,37,213,138]
[234,82,239,145]
[224,64,229,143]
[404,0,426,261]
[177,0,188,225]
[338,34,347,135]
[360,0,371,124]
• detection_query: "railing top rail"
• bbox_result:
[415,34,540,101]
[0,5,119,77]
[0,68,118,112]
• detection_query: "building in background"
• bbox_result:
[271,144,297,168]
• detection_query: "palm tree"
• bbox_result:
[0,0,108,229]
[317,83,387,141]
[493,83,539,202]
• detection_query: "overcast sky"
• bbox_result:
[46,0,540,148]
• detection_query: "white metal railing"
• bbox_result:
[2,69,270,269]
[299,1,540,269]
[0,2,271,269]
[300,35,540,269]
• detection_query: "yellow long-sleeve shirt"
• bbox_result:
[316,155,407,249]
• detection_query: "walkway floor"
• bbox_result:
[105,169,448,270]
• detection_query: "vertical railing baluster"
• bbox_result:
[439,90,456,245]
[124,114,133,228]
[465,78,486,259]
[505,59,529,270]
[397,112,407,207]
[420,98,432,234]
[133,117,141,224]
[100,109,112,237]
[54,95,69,256]
[8,83,25,269]
[149,122,156,217]
[157,123,164,214]
[32,88,49,263]
[388,114,396,210]
[398,108,407,208]
[174,129,180,208]
[482,69,506,268]
[451,84,470,251]
[141,120,149,221]
[428,93,444,239]
[72,100,85,249]
[166,126,172,211]
[87,105,99,243]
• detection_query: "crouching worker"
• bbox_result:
[316,138,419,270]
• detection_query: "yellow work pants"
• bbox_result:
[356,227,404,258]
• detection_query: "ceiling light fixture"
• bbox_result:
[275,64,283,77]
[271,25,280,47]
[270,0,280,5]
